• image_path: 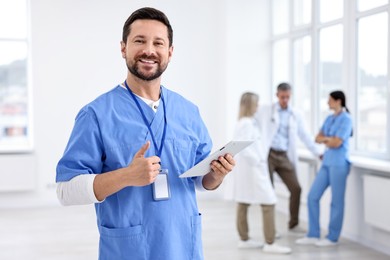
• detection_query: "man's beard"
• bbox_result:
[126,56,168,81]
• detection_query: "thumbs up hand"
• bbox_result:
[124,141,161,186]
[134,141,152,158]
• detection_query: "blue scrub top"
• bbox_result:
[320,111,352,166]
[56,85,212,260]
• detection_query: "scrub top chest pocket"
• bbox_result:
[172,139,197,175]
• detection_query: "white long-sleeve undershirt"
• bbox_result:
[57,174,101,205]
[57,173,206,205]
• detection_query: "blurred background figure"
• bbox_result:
[225,92,291,254]
[256,83,321,235]
[296,90,353,247]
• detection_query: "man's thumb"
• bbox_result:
[134,141,150,158]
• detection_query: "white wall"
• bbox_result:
[1,0,271,205]
[275,157,390,256]
[343,168,390,255]
[0,0,231,206]
[225,0,271,141]
[205,0,271,200]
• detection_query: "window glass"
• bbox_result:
[320,0,343,23]
[294,0,311,26]
[0,0,31,152]
[271,0,390,159]
[272,0,289,35]
[293,36,312,132]
[0,0,27,39]
[272,39,290,91]
[357,13,388,153]
[358,0,388,12]
[319,25,343,123]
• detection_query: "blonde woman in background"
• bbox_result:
[230,92,291,254]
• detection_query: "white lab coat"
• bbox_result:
[256,103,321,168]
[224,117,277,205]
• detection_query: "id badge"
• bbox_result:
[153,169,170,201]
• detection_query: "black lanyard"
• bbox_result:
[124,81,167,158]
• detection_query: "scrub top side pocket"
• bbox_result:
[98,224,147,260]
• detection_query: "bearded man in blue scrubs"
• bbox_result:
[56,7,235,260]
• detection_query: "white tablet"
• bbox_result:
[179,140,254,178]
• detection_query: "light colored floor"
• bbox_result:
[0,199,388,260]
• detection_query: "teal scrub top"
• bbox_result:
[320,111,352,166]
[56,85,212,260]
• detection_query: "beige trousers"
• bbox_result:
[236,203,276,244]
[268,149,302,229]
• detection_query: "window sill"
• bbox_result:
[297,149,390,174]
[349,155,390,173]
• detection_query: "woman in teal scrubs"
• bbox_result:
[296,90,353,247]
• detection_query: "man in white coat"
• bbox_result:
[256,82,321,233]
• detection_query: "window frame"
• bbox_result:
[0,0,33,153]
[270,0,390,160]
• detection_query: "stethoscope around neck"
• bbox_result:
[270,104,295,123]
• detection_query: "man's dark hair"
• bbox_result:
[122,7,173,47]
[277,82,292,92]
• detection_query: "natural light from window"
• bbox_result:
[357,13,388,153]
[0,0,31,152]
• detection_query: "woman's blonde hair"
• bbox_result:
[239,92,259,119]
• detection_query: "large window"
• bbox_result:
[319,0,344,23]
[272,39,289,89]
[358,0,388,11]
[0,0,31,152]
[319,25,343,122]
[294,0,311,26]
[272,0,289,35]
[270,0,390,159]
[293,36,312,131]
[357,12,388,154]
